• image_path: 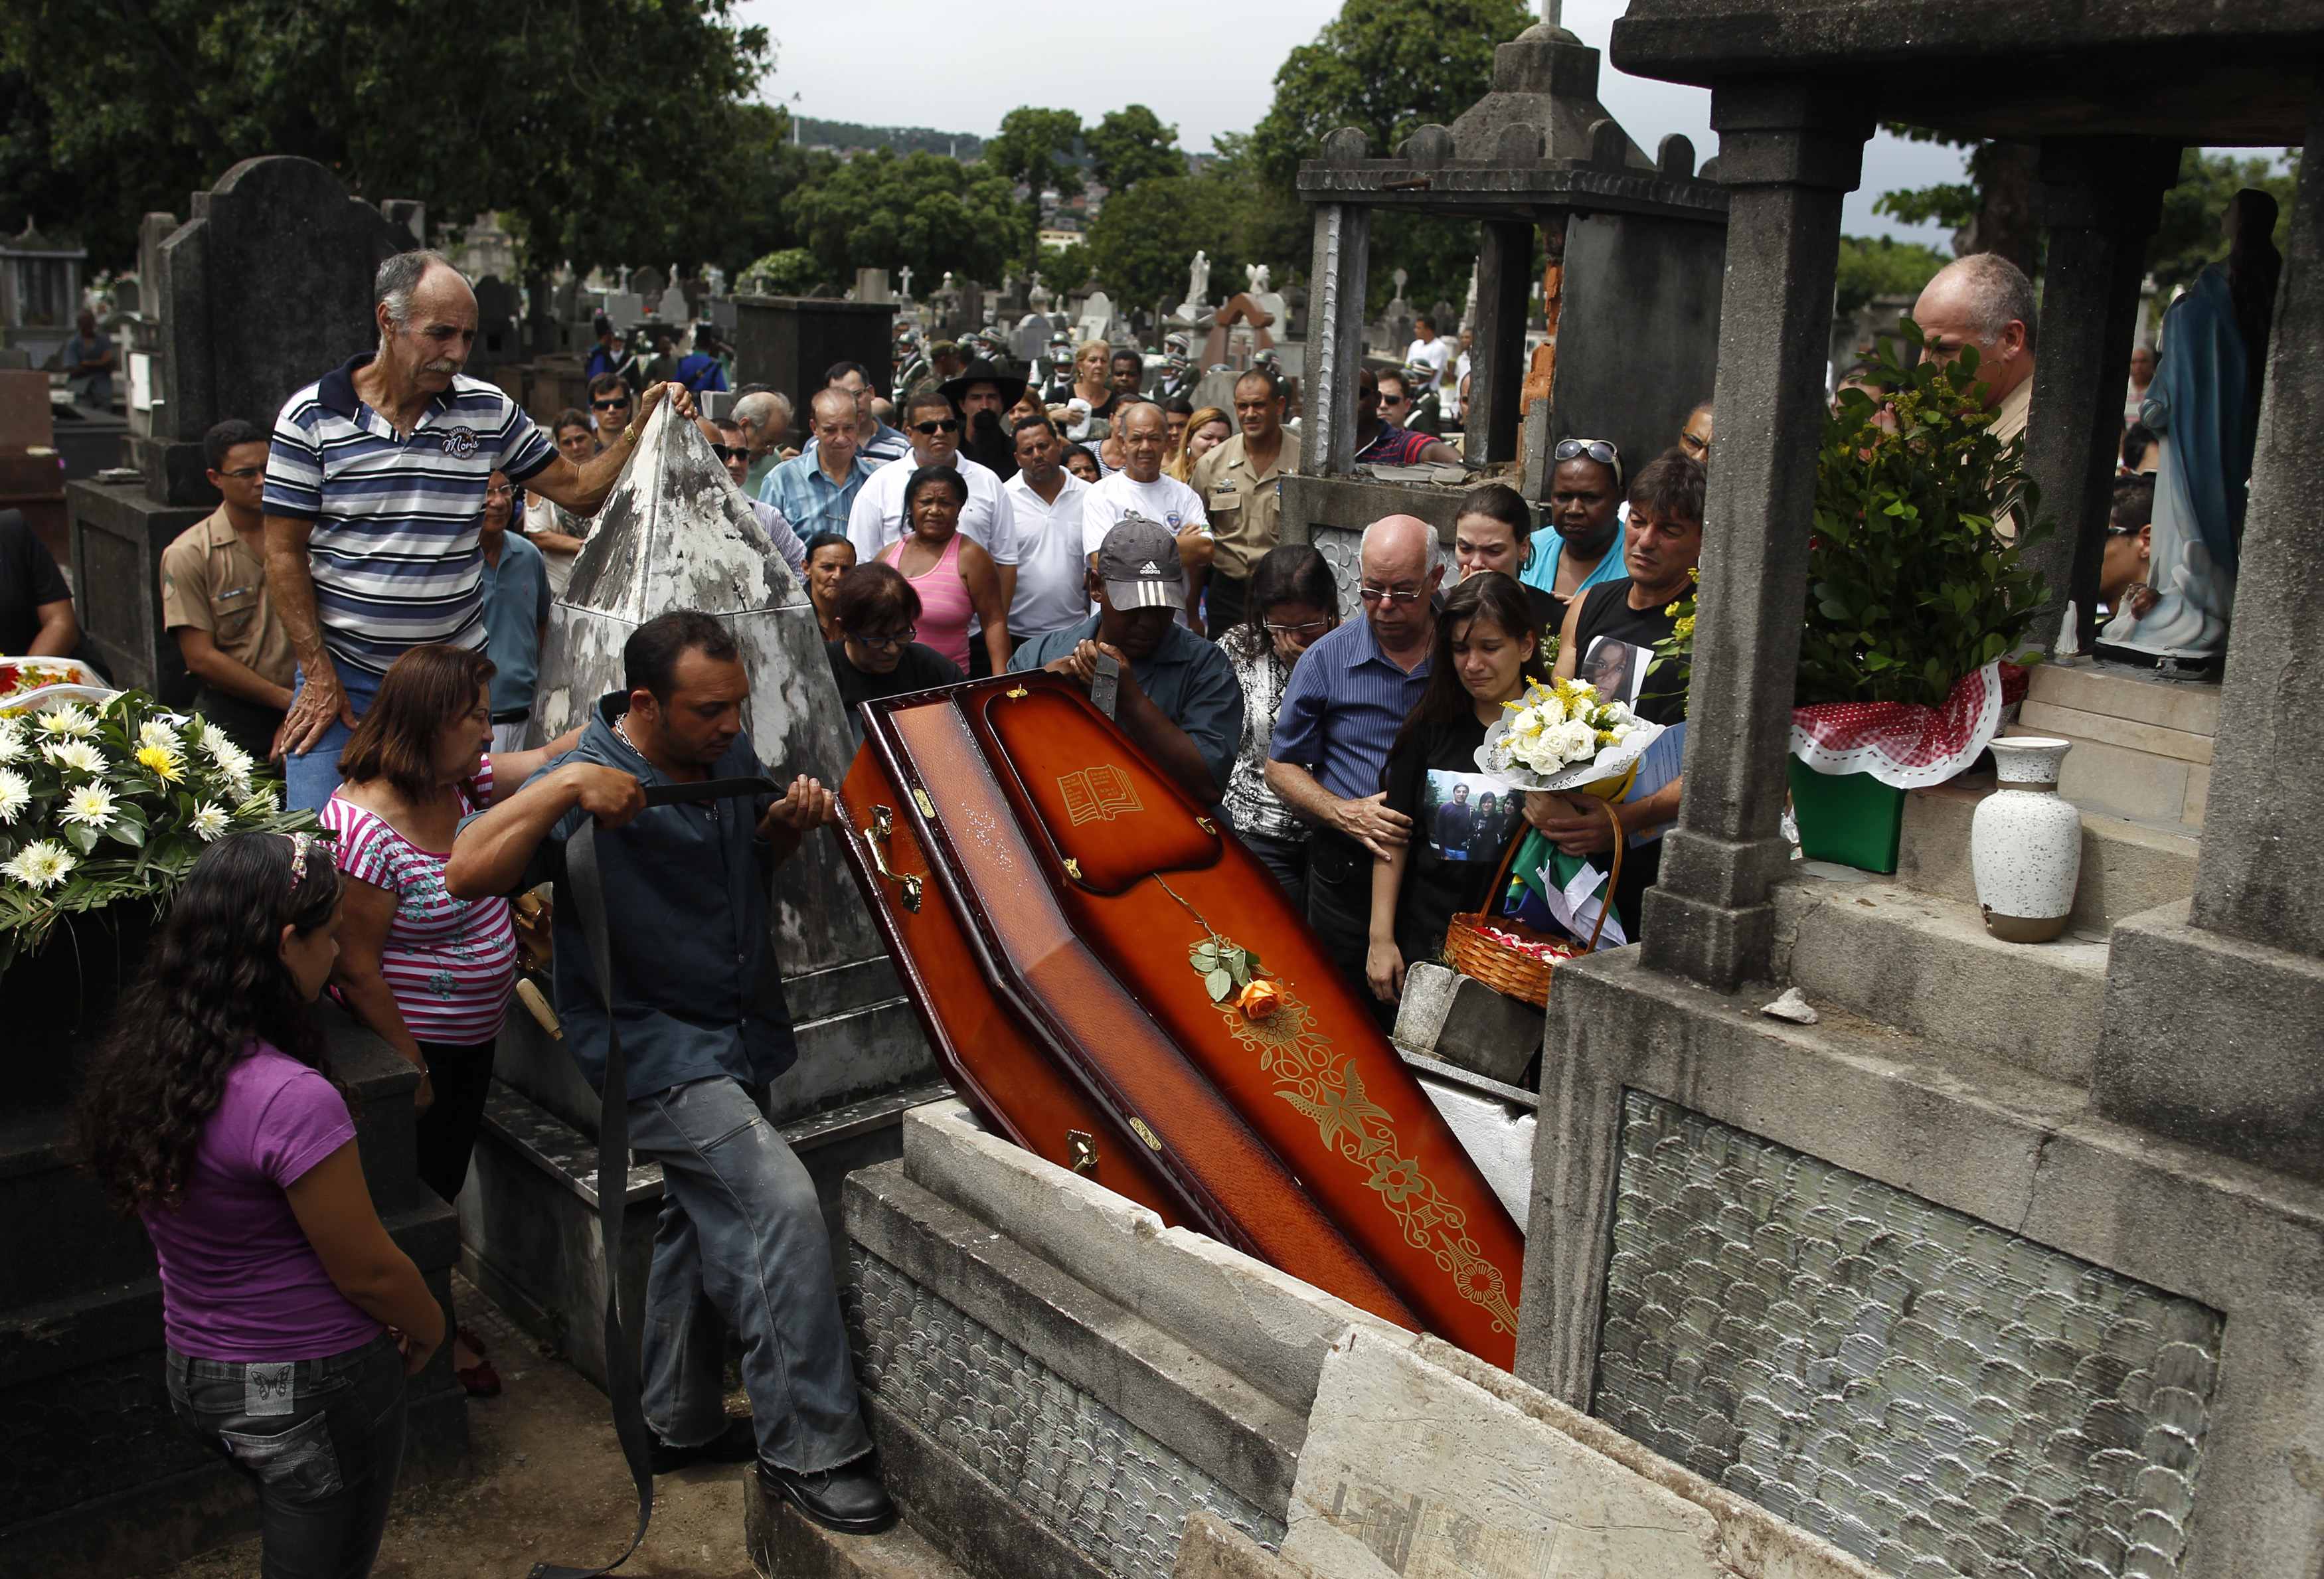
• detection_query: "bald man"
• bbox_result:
[1912,252,2039,447]
[1266,514,1444,1006]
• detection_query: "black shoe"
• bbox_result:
[650,1416,758,1474]
[758,1454,897,1535]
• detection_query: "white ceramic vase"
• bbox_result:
[1971,737,2082,942]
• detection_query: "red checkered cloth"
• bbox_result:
[1789,661,2031,789]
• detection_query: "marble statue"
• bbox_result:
[2102,189,2281,666]
[1246,262,1272,295]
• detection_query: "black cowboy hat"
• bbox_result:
[938,358,1029,408]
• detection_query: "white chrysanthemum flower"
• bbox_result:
[137,718,184,754]
[0,767,28,824]
[3,839,74,889]
[41,740,106,775]
[189,801,232,841]
[60,782,118,827]
[0,718,24,766]
[35,705,97,739]
[1544,719,1601,764]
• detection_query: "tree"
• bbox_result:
[1088,176,1241,311]
[1872,131,2038,272]
[1833,236,1950,316]
[1249,0,1529,311]
[785,148,1028,295]
[1086,106,1183,194]
[0,0,780,276]
[985,107,1086,277]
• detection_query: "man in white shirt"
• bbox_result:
[1080,401,1207,564]
[1001,414,1093,646]
[847,386,1021,653]
[1406,315,1454,396]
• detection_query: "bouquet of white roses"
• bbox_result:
[1475,677,1663,794]
[0,690,313,969]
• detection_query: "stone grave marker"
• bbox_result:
[602,290,643,327]
[1077,290,1114,347]
[471,274,521,366]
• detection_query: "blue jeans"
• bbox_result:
[628,1076,872,1473]
[165,1331,406,1579]
[283,661,380,813]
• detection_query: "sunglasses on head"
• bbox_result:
[1554,438,1625,487]
[912,418,961,436]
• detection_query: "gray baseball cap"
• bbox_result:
[1096,514,1185,611]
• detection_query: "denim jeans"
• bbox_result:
[166,1331,406,1579]
[627,1076,872,1473]
[283,661,380,813]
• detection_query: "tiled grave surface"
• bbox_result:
[1594,1091,2222,1579]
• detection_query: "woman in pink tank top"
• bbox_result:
[878,465,1010,672]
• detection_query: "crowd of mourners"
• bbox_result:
[42,248,1720,1576]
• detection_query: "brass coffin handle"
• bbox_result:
[1066,1130,1098,1175]
[866,805,924,912]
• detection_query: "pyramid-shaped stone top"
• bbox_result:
[562,400,805,621]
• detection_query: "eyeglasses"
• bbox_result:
[1358,584,1427,605]
[484,485,516,501]
[592,398,630,412]
[1380,393,1410,407]
[911,418,961,436]
[1554,438,1622,473]
[1263,618,1333,634]
[710,444,744,462]
[853,626,917,651]
[217,465,265,480]
[2105,524,2143,539]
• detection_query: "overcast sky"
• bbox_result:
[740,0,1969,246]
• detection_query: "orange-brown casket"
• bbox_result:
[835,672,1525,1368]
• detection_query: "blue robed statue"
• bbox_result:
[2104,189,2282,663]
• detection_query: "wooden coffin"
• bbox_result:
[835,672,1525,1367]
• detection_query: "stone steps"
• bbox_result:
[1772,868,2112,1086]
[2006,659,2218,831]
[746,1484,973,1579]
[1894,779,2199,934]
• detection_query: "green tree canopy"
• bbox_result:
[1083,135,1311,316]
[0,0,787,277]
[1834,236,1950,317]
[785,148,1028,294]
[985,107,1086,275]
[1086,106,1183,193]
[1249,0,1529,311]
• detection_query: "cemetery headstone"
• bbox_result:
[854,268,892,304]
[655,280,689,324]
[629,265,665,299]
[603,291,644,328]
[471,274,521,367]
[1077,290,1115,347]
[380,198,426,242]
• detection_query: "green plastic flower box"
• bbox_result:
[1787,759,1906,874]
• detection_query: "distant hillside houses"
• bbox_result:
[791,116,985,161]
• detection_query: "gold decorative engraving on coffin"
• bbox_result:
[1063,857,1082,880]
[1210,986,1519,1337]
[1005,685,1030,699]
[912,786,936,820]
[1066,1129,1099,1175]
[1129,1116,1164,1151]
[1056,764,1143,825]
[1196,816,1216,834]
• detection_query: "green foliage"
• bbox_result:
[986,107,1086,274]
[1833,235,1950,316]
[1086,106,1183,193]
[1042,240,1094,293]
[1248,0,1526,310]
[1802,317,2053,708]
[1089,176,1240,311]
[0,0,782,274]
[740,248,823,295]
[2148,147,2300,295]
[1870,181,1979,236]
[784,149,1028,295]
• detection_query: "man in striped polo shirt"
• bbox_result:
[264,248,694,810]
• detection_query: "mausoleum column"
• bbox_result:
[2019,137,2179,654]
[1638,83,1868,992]
[1300,130,1372,478]
[2094,103,2324,1183]
[1463,220,1533,467]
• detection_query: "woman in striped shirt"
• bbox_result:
[319,644,579,1395]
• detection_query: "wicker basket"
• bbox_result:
[1444,798,1623,1005]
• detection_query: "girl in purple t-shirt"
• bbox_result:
[76,831,444,1578]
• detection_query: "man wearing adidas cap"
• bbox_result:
[1011,513,1244,803]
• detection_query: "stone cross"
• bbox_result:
[1393,268,1409,297]
[899,265,914,299]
